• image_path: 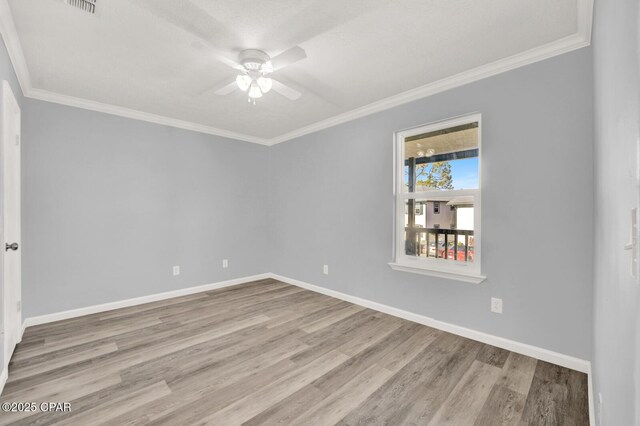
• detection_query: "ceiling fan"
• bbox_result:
[213,47,307,104]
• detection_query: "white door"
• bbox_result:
[2,80,21,365]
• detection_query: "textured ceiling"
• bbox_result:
[8,0,580,140]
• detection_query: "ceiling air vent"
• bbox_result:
[65,0,96,14]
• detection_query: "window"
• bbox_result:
[390,114,485,283]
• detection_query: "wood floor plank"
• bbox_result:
[197,349,350,425]
[0,372,123,425]
[1,281,589,425]
[292,363,394,425]
[12,318,162,361]
[164,285,307,325]
[7,342,118,382]
[93,279,283,325]
[104,356,302,425]
[498,352,538,395]
[20,374,172,426]
[111,306,278,352]
[376,324,441,373]
[340,334,470,425]
[519,377,568,425]
[476,343,510,368]
[116,322,293,388]
[52,381,171,426]
[4,314,270,395]
[96,293,213,321]
[299,303,366,333]
[264,296,346,329]
[11,337,114,365]
[390,336,485,425]
[312,321,437,394]
[203,278,281,297]
[142,356,304,425]
[23,293,208,339]
[338,333,482,425]
[292,310,402,365]
[519,361,589,426]
[475,384,527,426]
[243,323,440,426]
[241,383,328,426]
[427,360,502,425]
[165,332,309,393]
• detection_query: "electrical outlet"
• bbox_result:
[323,264,329,275]
[173,265,180,276]
[491,297,503,314]
[222,259,228,269]
[16,301,21,312]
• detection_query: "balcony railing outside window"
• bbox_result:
[405,227,474,262]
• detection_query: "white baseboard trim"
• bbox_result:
[269,273,591,374]
[15,271,594,420]
[22,273,271,329]
[20,271,592,373]
[0,366,7,396]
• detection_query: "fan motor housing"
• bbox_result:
[239,49,271,71]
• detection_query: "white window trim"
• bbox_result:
[389,113,486,284]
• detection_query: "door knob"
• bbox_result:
[5,242,18,251]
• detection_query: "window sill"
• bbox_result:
[388,262,486,284]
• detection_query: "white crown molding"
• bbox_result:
[27,88,271,145]
[0,0,30,92]
[0,1,269,146]
[0,0,593,146]
[269,34,591,145]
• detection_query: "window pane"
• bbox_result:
[403,197,475,263]
[403,121,479,192]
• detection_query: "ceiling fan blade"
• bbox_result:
[133,0,237,50]
[266,0,392,49]
[270,46,307,71]
[214,81,238,96]
[271,79,302,100]
[134,0,243,71]
[190,41,244,72]
[218,56,245,72]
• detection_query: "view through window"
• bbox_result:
[397,116,480,271]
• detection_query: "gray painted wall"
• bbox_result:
[22,100,270,318]
[0,37,24,377]
[269,48,594,360]
[592,0,640,424]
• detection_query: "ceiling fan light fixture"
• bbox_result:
[257,76,272,94]
[235,74,251,92]
[261,61,274,74]
[248,81,263,99]
[215,48,305,103]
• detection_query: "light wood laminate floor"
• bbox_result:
[1,278,589,425]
